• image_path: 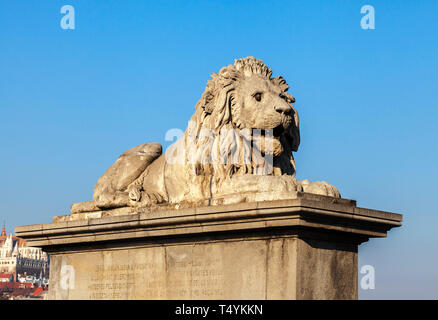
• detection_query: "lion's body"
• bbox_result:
[70,57,339,214]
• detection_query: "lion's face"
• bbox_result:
[191,56,300,178]
[233,74,294,135]
[231,74,296,156]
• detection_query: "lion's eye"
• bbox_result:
[253,92,262,102]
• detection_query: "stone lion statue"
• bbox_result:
[71,57,340,214]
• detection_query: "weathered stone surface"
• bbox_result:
[16,195,402,300]
[41,237,360,300]
[296,239,357,299]
[71,57,340,215]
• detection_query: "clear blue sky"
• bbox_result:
[1,0,437,299]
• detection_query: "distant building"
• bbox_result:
[0,226,49,299]
[0,273,13,282]
[0,226,49,280]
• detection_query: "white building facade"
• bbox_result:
[0,227,49,281]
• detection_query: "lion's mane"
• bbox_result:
[181,57,300,183]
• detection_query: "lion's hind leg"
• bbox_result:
[70,190,131,214]
[70,142,162,213]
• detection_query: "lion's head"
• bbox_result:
[183,57,300,182]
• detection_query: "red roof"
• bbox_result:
[32,287,43,297]
[0,226,27,247]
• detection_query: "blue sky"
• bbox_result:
[1,0,437,299]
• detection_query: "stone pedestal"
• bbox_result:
[15,193,402,300]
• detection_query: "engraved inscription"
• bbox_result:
[167,253,225,298]
[85,248,226,299]
[88,262,164,299]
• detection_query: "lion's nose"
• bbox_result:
[274,104,292,115]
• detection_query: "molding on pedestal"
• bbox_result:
[15,193,402,252]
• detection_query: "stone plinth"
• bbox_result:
[15,193,402,300]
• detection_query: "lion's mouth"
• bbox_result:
[251,124,288,157]
[257,124,287,139]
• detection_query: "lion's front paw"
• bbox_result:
[300,180,341,198]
